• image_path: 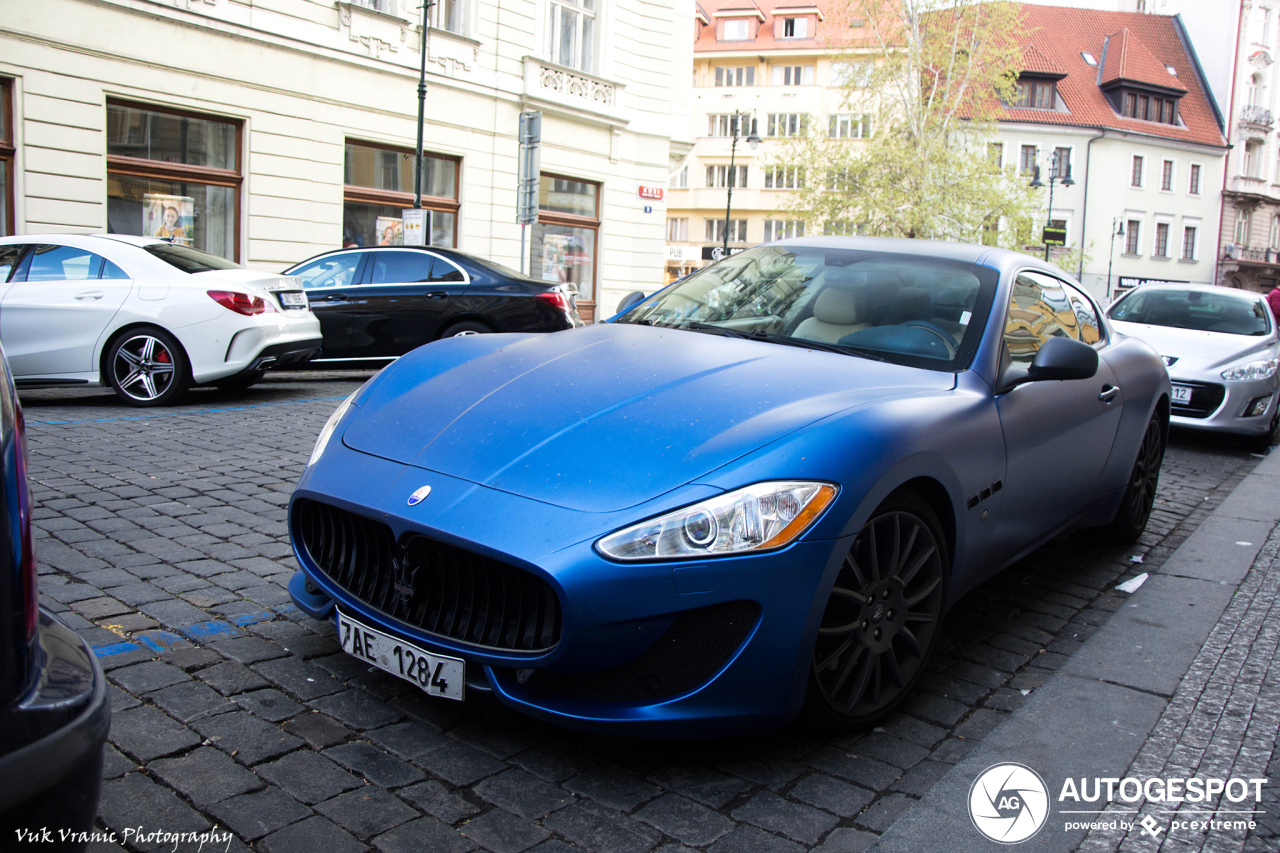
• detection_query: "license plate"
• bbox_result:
[278,291,307,308]
[337,609,464,701]
[1171,385,1193,404]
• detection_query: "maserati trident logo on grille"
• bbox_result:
[407,485,432,506]
[391,555,418,602]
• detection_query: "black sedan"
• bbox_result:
[0,344,110,847]
[283,246,581,368]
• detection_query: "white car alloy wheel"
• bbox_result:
[108,329,191,407]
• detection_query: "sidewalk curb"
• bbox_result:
[868,449,1280,852]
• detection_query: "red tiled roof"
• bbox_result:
[1098,28,1188,92]
[696,0,860,52]
[1021,42,1066,77]
[999,5,1221,147]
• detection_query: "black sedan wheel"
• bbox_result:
[1105,415,1164,542]
[805,492,948,729]
[441,320,493,338]
[106,327,192,407]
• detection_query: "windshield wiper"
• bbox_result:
[676,321,748,339]
[744,331,887,361]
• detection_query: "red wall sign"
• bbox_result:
[638,185,664,200]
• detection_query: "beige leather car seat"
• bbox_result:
[794,283,872,343]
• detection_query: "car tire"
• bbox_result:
[803,490,949,731]
[105,326,192,407]
[1105,414,1165,543]
[1250,410,1279,454]
[212,370,266,392]
[440,320,494,338]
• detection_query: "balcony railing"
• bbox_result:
[523,57,626,124]
[1241,105,1274,127]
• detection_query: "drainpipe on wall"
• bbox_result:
[1076,128,1107,285]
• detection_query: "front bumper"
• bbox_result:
[0,609,110,836]
[1169,373,1279,436]
[288,444,847,736]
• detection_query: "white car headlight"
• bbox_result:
[1221,358,1279,381]
[597,481,838,562]
[307,391,358,467]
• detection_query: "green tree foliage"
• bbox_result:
[779,0,1043,249]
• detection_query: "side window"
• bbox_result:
[428,255,465,283]
[100,258,131,280]
[1003,271,1080,369]
[24,245,103,281]
[1063,282,1103,346]
[294,253,361,290]
[0,246,24,283]
[370,250,434,284]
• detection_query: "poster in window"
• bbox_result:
[376,216,404,246]
[143,193,194,246]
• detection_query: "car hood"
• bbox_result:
[342,323,957,512]
[1111,321,1279,374]
[196,268,302,294]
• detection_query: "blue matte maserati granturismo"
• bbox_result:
[287,238,1171,736]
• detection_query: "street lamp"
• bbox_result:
[1106,218,1125,300]
[1029,149,1074,261]
[722,111,762,257]
[412,1,437,212]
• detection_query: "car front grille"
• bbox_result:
[295,499,562,652]
[1171,381,1226,420]
[519,600,761,702]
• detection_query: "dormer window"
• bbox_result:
[723,18,750,40]
[1120,92,1178,124]
[1014,78,1057,109]
[782,17,807,37]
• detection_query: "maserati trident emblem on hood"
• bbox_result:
[407,485,432,506]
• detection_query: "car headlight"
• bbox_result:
[1221,358,1279,381]
[597,481,838,561]
[307,391,358,467]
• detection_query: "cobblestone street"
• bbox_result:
[19,373,1270,853]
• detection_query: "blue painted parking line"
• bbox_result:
[27,395,348,426]
[133,630,188,653]
[93,641,142,657]
[178,620,242,641]
[232,610,276,627]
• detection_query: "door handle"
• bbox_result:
[1100,384,1120,402]
[425,291,449,299]
[323,293,347,302]
[74,291,104,300]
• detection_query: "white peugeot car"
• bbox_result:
[1107,284,1280,450]
[0,235,322,406]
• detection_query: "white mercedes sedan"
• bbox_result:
[1107,284,1279,450]
[0,235,321,406]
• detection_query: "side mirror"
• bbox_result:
[1027,336,1098,381]
[616,290,647,313]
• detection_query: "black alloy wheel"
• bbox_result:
[106,327,192,407]
[1105,415,1164,543]
[805,491,948,729]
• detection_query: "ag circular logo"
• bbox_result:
[968,763,1050,844]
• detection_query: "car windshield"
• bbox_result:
[616,244,999,371]
[1108,289,1271,336]
[145,243,242,273]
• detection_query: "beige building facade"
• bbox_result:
[0,0,691,320]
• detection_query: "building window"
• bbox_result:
[782,17,808,38]
[706,164,748,188]
[431,0,467,34]
[714,66,755,87]
[829,114,871,139]
[1264,8,1272,45]
[106,102,242,260]
[341,141,458,249]
[671,165,688,188]
[1020,145,1038,175]
[0,79,12,237]
[763,220,804,241]
[705,218,747,242]
[772,65,814,86]
[1182,226,1197,260]
[548,0,595,72]
[1154,222,1170,257]
[1159,159,1174,191]
[1052,147,1071,179]
[1245,141,1263,178]
[1272,215,1280,250]
[1131,155,1144,187]
[764,166,804,188]
[1235,209,1252,245]
[988,143,1003,168]
[1188,163,1201,195]
[708,114,745,137]
[1125,219,1141,254]
[530,174,599,319]
[667,217,688,241]
[767,114,809,137]
[824,220,857,235]
[722,18,750,40]
[1121,91,1178,124]
[1013,78,1056,109]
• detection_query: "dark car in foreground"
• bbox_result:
[283,246,581,369]
[0,346,109,846]
[287,238,1170,736]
